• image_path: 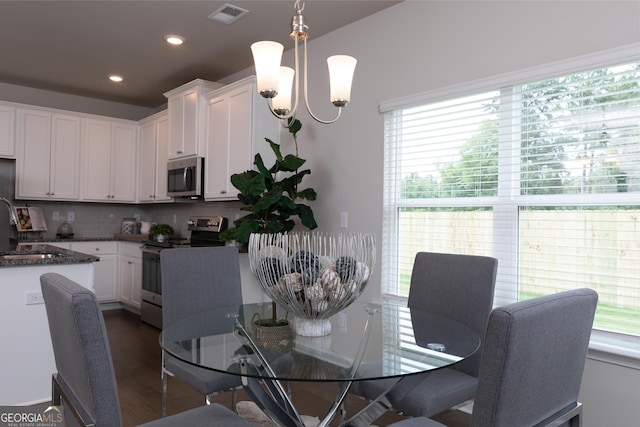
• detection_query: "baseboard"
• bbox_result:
[100,302,140,316]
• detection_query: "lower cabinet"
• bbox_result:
[119,242,142,309]
[53,241,142,308]
[41,242,72,250]
[71,241,119,302]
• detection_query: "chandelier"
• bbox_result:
[250,0,357,125]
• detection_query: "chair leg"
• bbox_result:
[161,371,168,418]
[52,374,62,406]
[545,402,582,427]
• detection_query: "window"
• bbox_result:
[382,48,640,347]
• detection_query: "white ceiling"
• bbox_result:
[0,1,401,108]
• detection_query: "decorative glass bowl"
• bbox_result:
[248,232,376,336]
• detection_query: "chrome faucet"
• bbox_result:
[0,197,19,226]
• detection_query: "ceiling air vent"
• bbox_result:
[208,3,249,24]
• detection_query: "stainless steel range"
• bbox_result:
[140,215,227,328]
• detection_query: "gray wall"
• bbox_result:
[0,82,159,120]
[224,1,640,425]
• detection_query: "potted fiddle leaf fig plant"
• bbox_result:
[220,118,318,244]
[221,118,316,344]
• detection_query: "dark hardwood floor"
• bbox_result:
[103,309,471,426]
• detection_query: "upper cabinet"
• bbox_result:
[138,111,172,203]
[16,108,81,200]
[82,118,138,202]
[164,79,223,160]
[0,104,15,158]
[204,76,280,201]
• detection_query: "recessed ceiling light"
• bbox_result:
[165,34,185,45]
[109,75,123,83]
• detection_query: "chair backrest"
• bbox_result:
[470,288,598,427]
[40,272,123,427]
[408,252,498,376]
[160,246,243,328]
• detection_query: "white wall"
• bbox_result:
[227,1,640,426]
[0,263,94,405]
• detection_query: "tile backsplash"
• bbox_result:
[2,156,245,241]
[20,199,244,240]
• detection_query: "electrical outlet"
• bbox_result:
[67,211,75,222]
[52,211,59,221]
[26,291,44,305]
[340,211,348,229]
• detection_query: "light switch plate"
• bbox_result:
[26,291,44,305]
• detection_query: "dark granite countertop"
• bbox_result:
[0,244,100,268]
[16,234,150,244]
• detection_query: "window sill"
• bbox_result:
[587,330,640,370]
[383,294,639,370]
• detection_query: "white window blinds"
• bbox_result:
[382,56,640,338]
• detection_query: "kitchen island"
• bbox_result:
[0,243,98,405]
[0,243,99,267]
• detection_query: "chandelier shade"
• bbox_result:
[251,41,284,98]
[272,66,295,115]
[327,55,357,107]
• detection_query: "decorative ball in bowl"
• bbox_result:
[248,232,376,337]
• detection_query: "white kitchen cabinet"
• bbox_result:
[40,241,72,250]
[204,76,279,201]
[139,111,172,202]
[71,241,119,303]
[164,79,222,159]
[118,242,142,309]
[0,103,15,158]
[16,108,81,200]
[82,118,138,202]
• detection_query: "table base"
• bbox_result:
[235,306,414,427]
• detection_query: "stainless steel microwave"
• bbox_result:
[167,157,204,197]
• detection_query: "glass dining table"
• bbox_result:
[160,301,480,427]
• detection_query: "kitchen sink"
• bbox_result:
[0,253,64,260]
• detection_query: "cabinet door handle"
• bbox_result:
[177,150,183,154]
[128,261,133,264]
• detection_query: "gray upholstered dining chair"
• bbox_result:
[160,246,243,417]
[40,272,254,427]
[386,288,598,427]
[350,251,498,419]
